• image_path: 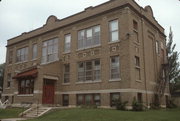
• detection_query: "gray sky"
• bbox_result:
[0,0,180,64]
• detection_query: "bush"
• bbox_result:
[115,100,128,111]
[166,99,177,109]
[132,97,144,111]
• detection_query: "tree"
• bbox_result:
[166,27,180,93]
[0,63,5,89]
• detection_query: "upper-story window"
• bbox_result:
[32,44,38,60]
[110,56,120,79]
[42,38,58,64]
[156,41,160,54]
[16,47,28,62]
[133,20,138,30]
[109,20,119,42]
[64,34,71,53]
[78,25,100,49]
[8,50,13,64]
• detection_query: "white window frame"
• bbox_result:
[78,25,100,50]
[64,34,71,53]
[41,38,59,64]
[77,59,101,82]
[109,20,119,42]
[32,44,38,60]
[16,47,28,63]
[110,56,120,80]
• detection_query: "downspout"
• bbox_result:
[140,8,149,108]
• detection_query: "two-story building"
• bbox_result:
[2,0,169,108]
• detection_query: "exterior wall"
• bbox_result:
[2,0,169,108]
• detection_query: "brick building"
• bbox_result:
[2,0,169,108]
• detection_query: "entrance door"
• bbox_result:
[42,79,55,104]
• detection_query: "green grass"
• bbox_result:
[26,108,180,121]
[0,108,24,119]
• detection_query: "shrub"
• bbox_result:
[115,100,128,111]
[166,99,177,109]
[132,97,144,111]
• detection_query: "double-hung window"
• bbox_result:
[42,38,58,64]
[32,44,38,60]
[16,47,28,62]
[64,34,71,53]
[109,20,119,42]
[110,56,120,79]
[77,59,101,82]
[78,25,100,49]
[135,56,141,80]
[64,64,70,83]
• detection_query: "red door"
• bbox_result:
[42,79,55,104]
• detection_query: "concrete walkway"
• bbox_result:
[0,118,27,121]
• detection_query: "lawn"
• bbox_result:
[26,108,180,121]
[0,108,24,119]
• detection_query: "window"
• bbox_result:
[135,56,141,80]
[135,56,140,67]
[7,73,11,88]
[137,93,142,103]
[110,93,120,107]
[156,41,159,54]
[77,94,100,106]
[64,34,71,53]
[78,25,100,49]
[63,94,69,106]
[133,31,139,43]
[8,50,13,64]
[16,47,28,62]
[77,59,101,82]
[32,44,38,60]
[110,56,120,79]
[64,64,70,83]
[133,20,138,30]
[135,68,141,80]
[109,20,119,42]
[42,38,58,64]
[18,79,34,94]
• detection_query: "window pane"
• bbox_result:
[111,56,120,79]
[41,38,59,63]
[111,31,118,42]
[110,20,118,31]
[65,34,71,52]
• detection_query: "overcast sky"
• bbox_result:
[0,0,180,64]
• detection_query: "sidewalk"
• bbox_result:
[0,118,27,121]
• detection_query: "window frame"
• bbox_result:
[16,47,28,63]
[77,94,100,106]
[110,92,120,107]
[78,25,101,50]
[109,19,119,42]
[64,34,71,53]
[32,44,38,60]
[63,64,70,83]
[110,56,120,80]
[77,59,101,82]
[62,94,69,106]
[41,38,59,64]
[18,78,34,95]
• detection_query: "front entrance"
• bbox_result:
[42,79,55,104]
